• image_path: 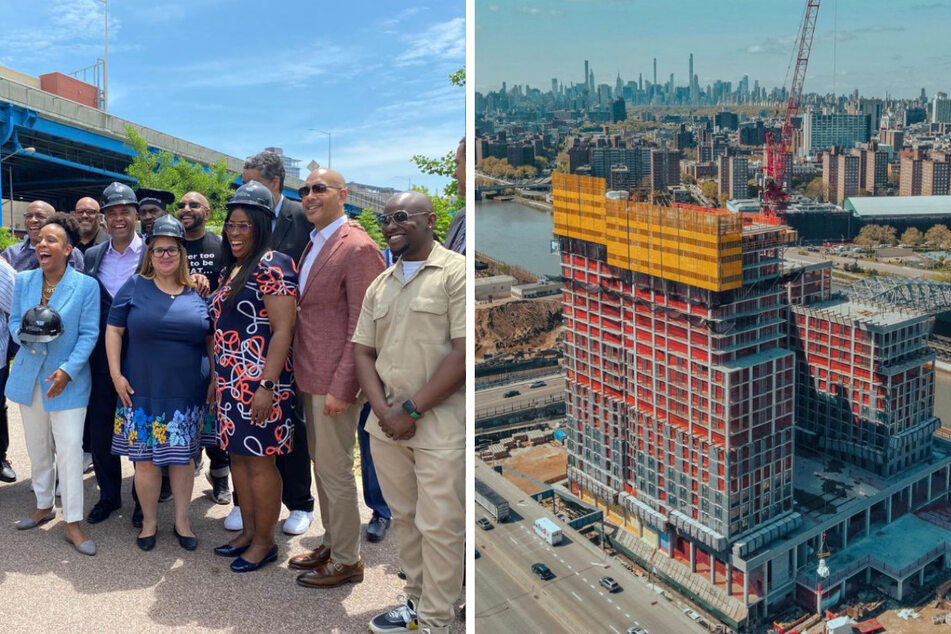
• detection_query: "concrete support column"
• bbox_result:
[886,495,893,523]
[946,465,950,499]
[897,577,904,601]
[743,566,750,605]
[710,556,716,585]
[866,568,872,584]
[841,519,848,549]
[793,545,798,574]
[689,541,696,573]
[726,563,733,597]
[928,474,933,503]
[920,567,925,586]
[907,484,913,511]
[865,507,871,538]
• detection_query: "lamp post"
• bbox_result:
[1,146,36,228]
[94,0,108,111]
[307,129,332,168]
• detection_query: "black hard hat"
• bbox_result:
[227,181,274,217]
[101,182,139,211]
[136,188,175,209]
[147,215,186,244]
[18,304,64,344]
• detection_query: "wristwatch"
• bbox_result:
[260,379,276,391]
[402,398,422,420]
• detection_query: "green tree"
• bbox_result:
[700,180,718,200]
[901,227,924,247]
[514,164,537,180]
[124,126,236,225]
[804,176,824,200]
[855,224,898,247]
[355,207,385,250]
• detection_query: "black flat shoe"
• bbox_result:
[137,531,157,552]
[230,545,278,572]
[174,526,198,551]
[87,499,121,524]
[214,543,250,557]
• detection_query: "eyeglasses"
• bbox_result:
[297,183,342,198]
[375,210,430,227]
[177,201,206,210]
[224,221,253,235]
[72,208,99,216]
[151,246,180,258]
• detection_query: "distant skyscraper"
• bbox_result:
[653,57,657,88]
[584,60,589,92]
[612,97,627,123]
[552,78,558,95]
[933,93,951,124]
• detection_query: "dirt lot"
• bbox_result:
[502,442,568,493]
[475,298,562,359]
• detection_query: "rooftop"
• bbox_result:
[791,297,925,328]
[843,196,951,218]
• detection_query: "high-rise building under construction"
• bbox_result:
[554,172,951,628]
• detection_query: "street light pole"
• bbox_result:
[1,146,36,228]
[94,0,108,111]
[305,129,332,168]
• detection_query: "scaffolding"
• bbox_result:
[844,277,951,314]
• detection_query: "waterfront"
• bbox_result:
[475,200,561,277]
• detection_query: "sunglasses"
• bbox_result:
[297,183,342,198]
[224,221,253,235]
[151,246,180,258]
[177,201,206,210]
[375,210,430,227]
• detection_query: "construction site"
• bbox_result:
[553,167,951,631]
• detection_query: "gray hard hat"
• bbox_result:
[147,215,186,244]
[227,181,274,217]
[101,182,139,211]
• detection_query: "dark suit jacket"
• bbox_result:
[293,221,384,401]
[271,197,312,263]
[83,237,141,377]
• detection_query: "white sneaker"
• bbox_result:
[224,505,243,531]
[83,452,94,474]
[282,510,313,535]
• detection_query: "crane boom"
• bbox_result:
[763,0,821,220]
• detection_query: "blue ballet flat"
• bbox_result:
[214,543,250,558]
[230,545,278,572]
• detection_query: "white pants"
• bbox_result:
[19,384,87,523]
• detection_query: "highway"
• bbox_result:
[783,247,942,280]
[475,372,565,417]
[475,550,570,633]
[474,462,707,634]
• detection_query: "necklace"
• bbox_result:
[41,277,58,305]
[228,265,242,282]
[155,278,184,300]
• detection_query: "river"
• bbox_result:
[475,200,561,277]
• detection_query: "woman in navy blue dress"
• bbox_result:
[107,216,212,552]
[209,182,297,573]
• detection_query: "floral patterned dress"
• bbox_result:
[209,250,297,456]
[110,276,212,466]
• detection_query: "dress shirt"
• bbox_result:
[298,215,348,293]
[0,257,15,362]
[99,233,144,298]
[1,238,85,273]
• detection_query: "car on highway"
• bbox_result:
[477,517,493,530]
[529,380,547,388]
[531,562,555,580]
[503,389,520,398]
[599,576,622,593]
[474,548,481,559]
[626,626,647,634]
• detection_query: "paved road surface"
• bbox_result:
[475,462,706,634]
[475,548,569,633]
[783,248,941,280]
[0,406,463,633]
[475,372,564,416]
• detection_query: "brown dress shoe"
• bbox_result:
[288,544,331,570]
[296,558,364,588]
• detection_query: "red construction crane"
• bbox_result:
[763,0,821,220]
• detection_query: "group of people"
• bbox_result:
[0,143,467,634]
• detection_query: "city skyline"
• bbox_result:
[476,0,951,99]
[0,0,464,191]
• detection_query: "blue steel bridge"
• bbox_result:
[0,75,386,222]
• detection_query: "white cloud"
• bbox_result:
[380,6,426,33]
[395,17,465,66]
[0,0,119,65]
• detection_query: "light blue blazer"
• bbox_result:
[6,266,100,411]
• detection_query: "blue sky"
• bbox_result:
[476,0,951,99]
[0,0,464,191]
